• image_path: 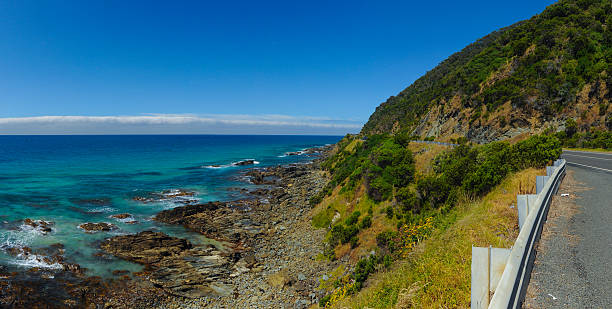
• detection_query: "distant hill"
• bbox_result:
[362,0,612,143]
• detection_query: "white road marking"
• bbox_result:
[563,153,612,161]
[564,150,612,156]
[566,161,612,173]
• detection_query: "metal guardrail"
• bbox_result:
[472,159,566,308]
[410,140,459,147]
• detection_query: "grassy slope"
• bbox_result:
[311,142,451,262]
[332,167,544,308]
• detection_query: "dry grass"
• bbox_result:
[332,168,544,308]
[312,143,455,262]
[345,139,363,153]
[407,142,451,175]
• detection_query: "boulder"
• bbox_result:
[110,213,132,219]
[23,219,54,235]
[233,160,256,166]
[78,222,118,233]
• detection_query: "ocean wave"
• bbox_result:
[0,230,63,270]
[132,188,201,209]
[203,159,260,169]
[279,148,317,157]
[18,219,54,236]
[203,163,233,169]
[0,230,34,250]
[88,206,117,214]
[8,250,64,270]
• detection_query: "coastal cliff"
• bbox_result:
[362,0,611,143]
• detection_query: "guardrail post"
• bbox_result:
[517,195,529,229]
[536,176,549,194]
[527,194,537,212]
[472,246,512,309]
[546,166,555,176]
[517,194,538,229]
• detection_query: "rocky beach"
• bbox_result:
[0,145,338,308]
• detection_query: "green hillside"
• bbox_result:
[362,0,611,142]
[312,1,611,307]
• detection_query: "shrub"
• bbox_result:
[512,134,562,168]
[353,254,381,290]
[319,294,332,307]
[462,141,513,195]
[385,206,394,219]
[350,236,359,248]
[417,175,451,207]
[376,231,399,253]
[330,224,360,246]
[366,176,393,202]
[345,211,361,226]
[396,187,421,213]
[324,134,417,203]
[309,190,325,207]
[359,215,372,229]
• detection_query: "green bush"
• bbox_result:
[376,230,399,253]
[345,211,361,226]
[319,294,332,307]
[512,134,562,168]
[322,134,416,204]
[417,175,451,207]
[556,128,612,149]
[353,254,381,291]
[396,187,421,213]
[360,215,372,229]
[330,224,360,246]
[385,206,394,219]
[366,175,393,202]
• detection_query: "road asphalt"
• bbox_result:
[561,149,612,172]
[524,150,612,308]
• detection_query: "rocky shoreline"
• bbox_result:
[0,145,336,308]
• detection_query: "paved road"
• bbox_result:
[561,150,612,172]
[524,150,612,308]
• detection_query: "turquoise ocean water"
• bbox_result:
[0,135,340,277]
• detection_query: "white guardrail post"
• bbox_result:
[471,159,566,308]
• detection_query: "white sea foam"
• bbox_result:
[89,206,117,213]
[18,221,53,236]
[0,230,63,270]
[0,230,33,250]
[204,159,260,169]
[109,215,135,223]
[9,251,63,270]
[203,163,233,169]
[282,149,310,157]
[163,189,185,196]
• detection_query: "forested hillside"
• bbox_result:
[311,1,611,307]
[362,0,611,143]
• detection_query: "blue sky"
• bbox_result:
[0,0,556,134]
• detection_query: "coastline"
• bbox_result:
[1,145,336,308]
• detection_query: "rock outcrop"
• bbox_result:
[100,231,233,298]
[78,222,117,233]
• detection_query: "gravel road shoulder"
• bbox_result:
[524,167,612,308]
